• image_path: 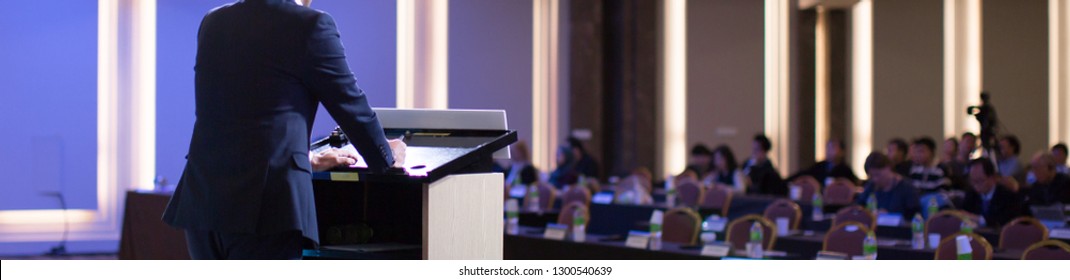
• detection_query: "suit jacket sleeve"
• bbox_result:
[302,12,394,172]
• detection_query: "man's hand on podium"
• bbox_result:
[311,148,358,172]
[389,138,407,168]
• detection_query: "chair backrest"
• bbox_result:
[934,232,993,260]
[832,205,877,230]
[1021,240,1070,260]
[791,175,822,201]
[561,185,592,208]
[763,199,802,230]
[700,186,733,217]
[524,183,557,211]
[926,210,968,240]
[822,221,872,258]
[556,201,589,230]
[662,207,702,245]
[725,214,777,251]
[823,180,856,205]
[675,178,705,207]
[999,217,1049,251]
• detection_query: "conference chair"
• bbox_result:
[700,185,733,217]
[762,199,803,230]
[832,205,877,230]
[663,207,703,245]
[725,214,777,252]
[934,232,993,260]
[822,221,873,259]
[1021,240,1070,260]
[998,217,1049,251]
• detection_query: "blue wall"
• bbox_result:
[0,0,98,211]
[449,0,533,148]
[154,0,398,184]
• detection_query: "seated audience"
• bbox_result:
[1053,143,1069,175]
[549,146,576,188]
[961,159,1021,228]
[1024,152,1070,207]
[959,132,979,161]
[504,141,539,186]
[568,137,600,179]
[887,138,911,176]
[906,137,952,195]
[940,137,958,165]
[998,135,1023,178]
[550,138,600,188]
[683,143,713,178]
[856,152,920,218]
[942,137,968,191]
[704,145,746,193]
[788,138,859,186]
[742,134,785,196]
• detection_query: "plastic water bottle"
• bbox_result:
[812,193,824,221]
[956,235,973,260]
[911,213,925,249]
[866,193,878,217]
[747,222,764,259]
[649,210,664,250]
[649,224,662,251]
[665,175,677,208]
[527,184,540,213]
[863,231,878,260]
[505,199,520,235]
[572,207,587,242]
[927,197,939,219]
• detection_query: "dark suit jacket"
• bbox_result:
[163,0,394,244]
[961,185,1021,229]
[787,160,860,186]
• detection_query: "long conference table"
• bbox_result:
[508,194,1064,260]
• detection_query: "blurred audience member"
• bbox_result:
[788,138,859,186]
[704,145,746,193]
[1052,143,1069,175]
[907,137,952,195]
[887,138,911,176]
[742,134,785,196]
[961,159,1021,228]
[504,141,539,186]
[998,135,1023,178]
[856,152,920,218]
[683,143,713,178]
[1024,152,1070,207]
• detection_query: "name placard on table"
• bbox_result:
[625,231,651,249]
[700,243,732,257]
[543,223,569,241]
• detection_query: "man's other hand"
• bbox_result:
[311,148,358,172]
[388,138,407,168]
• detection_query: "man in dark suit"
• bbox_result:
[961,159,1021,229]
[162,0,402,259]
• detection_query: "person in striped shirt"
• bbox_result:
[907,137,952,195]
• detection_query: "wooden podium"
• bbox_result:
[304,109,516,260]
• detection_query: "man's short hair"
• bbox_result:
[754,134,772,152]
[864,152,891,171]
[912,137,936,152]
[1053,143,1068,156]
[961,132,977,140]
[691,144,712,156]
[969,158,996,177]
[1002,135,1021,155]
[888,138,908,153]
[829,138,846,150]
[1033,152,1057,170]
[567,137,586,154]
